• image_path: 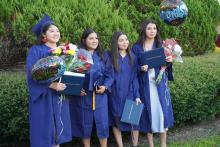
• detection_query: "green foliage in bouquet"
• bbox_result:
[169,54,220,125]
[0,72,28,146]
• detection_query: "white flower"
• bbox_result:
[69,43,78,51]
[173,44,182,56]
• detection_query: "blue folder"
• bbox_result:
[58,71,85,96]
[120,99,144,126]
[139,47,166,68]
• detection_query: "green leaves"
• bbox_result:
[169,54,220,125]
[0,72,28,144]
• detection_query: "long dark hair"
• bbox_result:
[110,31,133,72]
[136,19,162,48]
[80,28,104,60]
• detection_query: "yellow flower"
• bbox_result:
[67,49,76,56]
[53,47,62,55]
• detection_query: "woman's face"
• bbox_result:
[44,25,60,43]
[117,34,129,51]
[145,23,157,39]
[85,32,99,51]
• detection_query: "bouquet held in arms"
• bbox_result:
[49,43,77,71]
[69,48,93,73]
[49,43,93,73]
[155,38,183,84]
[31,43,77,83]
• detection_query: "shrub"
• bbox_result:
[0,0,136,67]
[169,54,220,125]
[0,72,28,146]
[1,0,220,66]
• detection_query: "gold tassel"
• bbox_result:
[92,91,95,110]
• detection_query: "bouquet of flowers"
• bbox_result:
[31,56,66,83]
[69,48,93,73]
[49,43,77,71]
[49,43,93,73]
[155,38,183,84]
[31,43,93,83]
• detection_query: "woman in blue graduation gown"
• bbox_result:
[132,20,174,147]
[26,15,72,147]
[108,32,141,147]
[69,28,114,147]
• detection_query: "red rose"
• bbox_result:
[84,63,90,69]
[66,45,70,50]
[78,68,84,73]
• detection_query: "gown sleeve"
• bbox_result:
[26,46,50,103]
[103,52,114,92]
[132,55,140,99]
[131,44,142,73]
[165,63,174,81]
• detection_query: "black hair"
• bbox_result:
[79,28,104,60]
[136,19,162,48]
[110,31,133,72]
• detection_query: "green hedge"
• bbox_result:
[1,0,220,66]
[0,0,136,67]
[0,72,28,146]
[170,54,220,125]
[0,54,220,145]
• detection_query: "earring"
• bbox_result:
[41,37,48,43]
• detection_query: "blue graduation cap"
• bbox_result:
[32,14,53,38]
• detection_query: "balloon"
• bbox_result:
[160,0,188,26]
[31,56,66,83]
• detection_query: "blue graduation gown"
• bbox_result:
[109,53,140,131]
[132,43,174,133]
[69,51,114,139]
[26,45,72,147]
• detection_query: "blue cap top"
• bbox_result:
[32,14,53,38]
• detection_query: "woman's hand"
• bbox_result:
[166,55,173,62]
[141,65,148,72]
[135,98,142,105]
[96,85,107,94]
[49,82,66,91]
[80,88,87,96]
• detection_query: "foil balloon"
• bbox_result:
[31,56,66,83]
[160,0,188,26]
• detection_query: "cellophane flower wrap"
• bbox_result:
[31,56,66,83]
[155,38,183,84]
[69,48,93,73]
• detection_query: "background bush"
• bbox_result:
[170,54,220,125]
[0,0,220,67]
[0,72,28,146]
[0,54,219,145]
[0,0,136,68]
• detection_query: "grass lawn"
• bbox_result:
[155,134,220,147]
[137,134,220,147]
